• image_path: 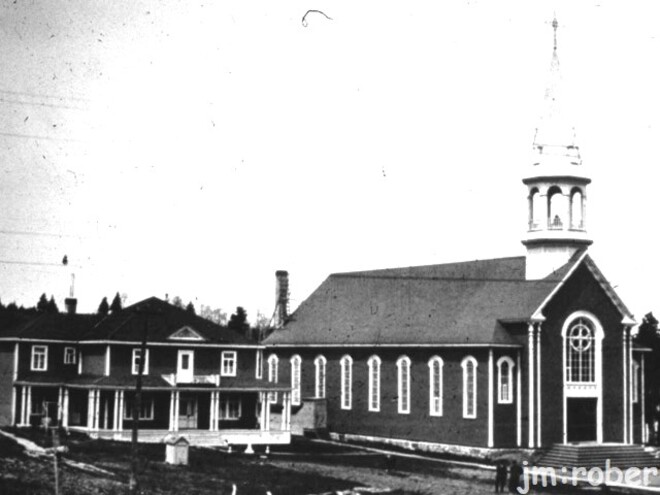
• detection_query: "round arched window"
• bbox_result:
[567,318,595,382]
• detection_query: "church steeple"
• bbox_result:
[523,17,592,280]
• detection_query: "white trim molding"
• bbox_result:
[488,350,494,447]
[528,323,535,448]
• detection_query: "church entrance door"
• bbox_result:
[566,398,597,442]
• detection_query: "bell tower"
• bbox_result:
[523,17,592,280]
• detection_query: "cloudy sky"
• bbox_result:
[0,0,659,323]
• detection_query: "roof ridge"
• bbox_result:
[331,273,556,283]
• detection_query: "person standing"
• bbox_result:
[495,461,508,493]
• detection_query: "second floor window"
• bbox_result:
[256,349,263,379]
[131,348,149,375]
[290,355,302,406]
[221,351,237,376]
[31,345,48,371]
[64,347,77,365]
[268,354,279,402]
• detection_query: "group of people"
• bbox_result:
[495,460,524,493]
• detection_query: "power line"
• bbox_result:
[0,88,90,104]
[0,131,83,143]
[0,97,86,111]
[0,260,68,267]
[0,229,87,239]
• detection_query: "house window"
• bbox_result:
[497,356,515,404]
[632,360,640,404]
[314,355,326,399]
[267,354,279,402]
[123,396,155,420]
[368,355,381,412]
[31,345,48,371]
[340,355,353,410]
[64,347,77,365]
[397,356,411,414]
[131,348,149,375]
[219,396,242,420]
[255,349,263,379]
[221,351,237,377]
[462,356,478,419]
[428,356,443,416]
[290,355,302,406]
[566,318,595,383]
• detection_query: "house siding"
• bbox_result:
[0,344,15,425]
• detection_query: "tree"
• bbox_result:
[635,312,660,444]
[98,297,110,315]
[186,301,196,314]
[171,296,184,309]
[36,293,49,313]
[251,311,273,342]
[110,292,123,313]
[228,307,249,335]
[199,305,227,326]
[46,295,59,313]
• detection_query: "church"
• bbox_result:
[263,20,647,453]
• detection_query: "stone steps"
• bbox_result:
[538,444,659,470]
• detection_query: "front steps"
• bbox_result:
[537,443,659,470]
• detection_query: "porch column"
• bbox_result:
[264,392,271,431]
[487,349,494,448]
[25,386,32,426]
[19,386,27,425]
[168,390,175,431]
[527,322,535,448]
[284,392,291,431]
[11,344,18,426]
[117,391,125,432]
[628,328,634,444]
[173,391,180,432]
[113,390,119,431]
[259,393,266,432]
[642,353,647,443]
[62,389,69,428]
[516,350,522,447]
[536,322,542,448]
[209,391,216,432]
[57,387,63,424]
[87,390,94,429]
[621,325,628,443]
[11,387,16,426]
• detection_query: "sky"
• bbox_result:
[0,1,659,324]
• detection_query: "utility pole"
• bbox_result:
[129,313,149,494]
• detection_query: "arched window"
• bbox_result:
[428,356,443,416]
[290,355,302,406]
[632,360,640,404]
[570,188,584,230]
[566,318,596,383]
[340,355,353,410]
[367,355,381,412]
[529,188,542,230]
[314,355,326,399]
[547,186,564,229]
[462,356,478,419]
[267,354,279,402]
[497,356,515,404]
[397,356,411,414]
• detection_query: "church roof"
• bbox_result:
[266,253,634,347]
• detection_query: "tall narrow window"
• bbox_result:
[255,349,263,379]
[462,356,478,419]
[64,347,77,365]
[566,318,595,383]
[267,354,279,402]
[131,348,149,375]
[31,345,48,371]
[367,355,381,412]
[290,355,302,406]
[340,355,353,410]
[632,360,640,404]
[397,356,411,414]
[314,355,326,399]
[497,356,515,404]
[428,356,443,416]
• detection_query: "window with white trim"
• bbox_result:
[340,355,353,410]
[64,347,77,365]
[290,355,302,405]
[255,349,263,379]
[367,355,381,412]
[397,356,411,414]
[31,345,48,371]
[219,396,242,420]
[497,356,515,404]
[314,355,326,399]
[221,351,237,376]
[131,348,149,375]
[462,356,478,419]
[267,354,279,402]
[428,356,443,416]
[632,360,640,404]
[124,396,155,420]
[566,318,595,383]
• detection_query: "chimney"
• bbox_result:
[65,297,77,315]
[274,270,289,328]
